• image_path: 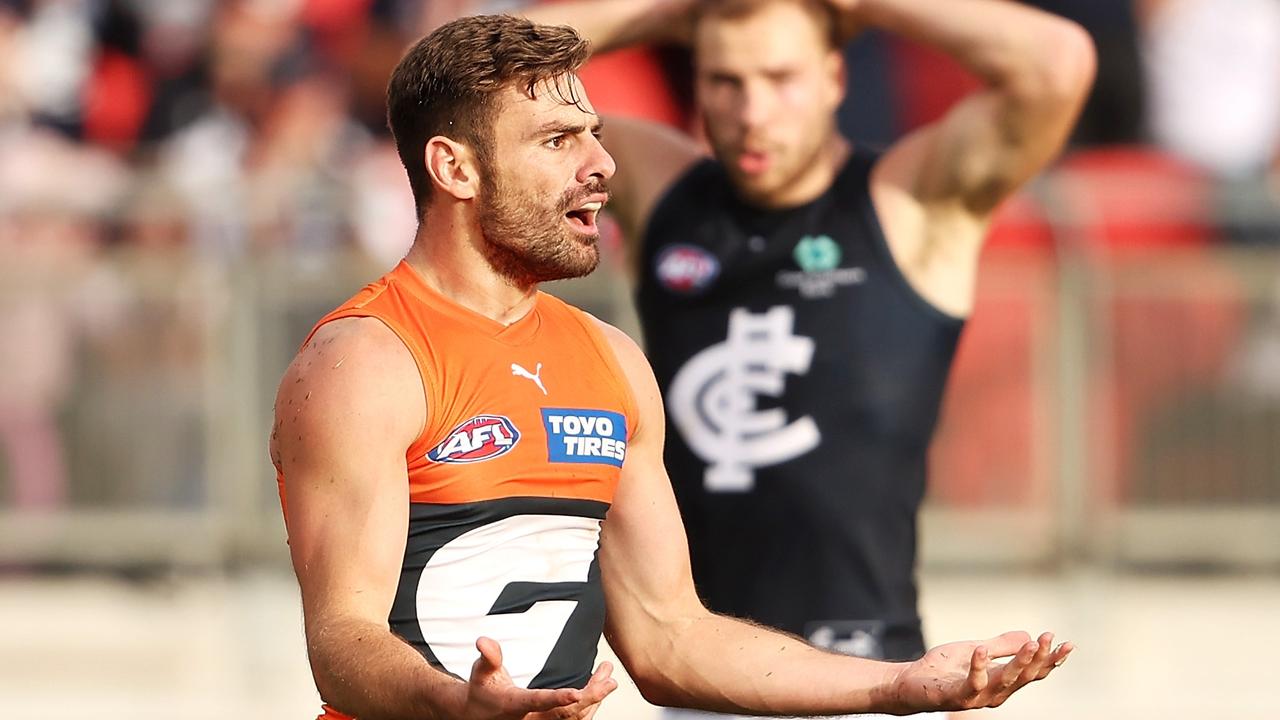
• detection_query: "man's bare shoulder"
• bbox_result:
[271,317,425,464]
[588,318,662,412]
[588,317,645,368]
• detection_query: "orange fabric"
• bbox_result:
[281,260,635,509]
[318,704,352,720]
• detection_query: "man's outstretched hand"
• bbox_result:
[890,631,1073,713]
[459,636,617,720]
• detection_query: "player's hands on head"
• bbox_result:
[824,0,869,41]
[460,637,617,720]
[890,631,1072,712]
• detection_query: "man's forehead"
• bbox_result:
[500,74,598,119]
[695,2,830,65]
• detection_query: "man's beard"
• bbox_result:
[476,170,607,287]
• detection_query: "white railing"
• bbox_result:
[2,178,1278,570]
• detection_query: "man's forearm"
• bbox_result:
[307,616,464,720]
[520,0,695,55]
[619,612,905,715]
[852,0,1090,93]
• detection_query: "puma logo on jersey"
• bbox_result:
[427,415,521,464]
[542,409,627,467]
[511,362,548,395]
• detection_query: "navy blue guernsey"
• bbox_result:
[635,147,964,661]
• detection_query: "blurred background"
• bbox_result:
[1,0,1278,718]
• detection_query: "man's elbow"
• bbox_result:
[630,666,690,708]
[1023,20,1097,108]
[607,632,689,707]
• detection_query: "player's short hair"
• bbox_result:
[387,15,591,217]
[694,0,841,49]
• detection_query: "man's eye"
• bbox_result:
[547,135,566,149]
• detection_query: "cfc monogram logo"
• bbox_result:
[667,306,821,492]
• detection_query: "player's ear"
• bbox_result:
[425,136,480,201]
[827,49,847,106]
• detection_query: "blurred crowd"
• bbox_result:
[3,0,1280,514]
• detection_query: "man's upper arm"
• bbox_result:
[601,116,704,270]
[868,21,1095,316]
[273,317,425,629]
[880,22,1096,218]
[593,322,705,669]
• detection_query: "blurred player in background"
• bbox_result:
[272,12,1074,720]
[520,2,1094,717]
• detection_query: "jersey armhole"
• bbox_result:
[857,149,968,329]
[562,306,642,442]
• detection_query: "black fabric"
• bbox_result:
[635,147,964,660]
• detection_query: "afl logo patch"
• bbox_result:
[655,244,720,294]
[427,415,520,464]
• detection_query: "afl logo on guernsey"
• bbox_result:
[427,415,521,464]
[655,244,720,294]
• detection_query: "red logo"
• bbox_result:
[656,244,720,294]
[427,415,521,464]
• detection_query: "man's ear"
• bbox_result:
[424,136,481,201]
[827,49,848,106]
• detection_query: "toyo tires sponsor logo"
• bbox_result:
[427,415,520,464]
[542,408,628,467]
[655,244,720,294]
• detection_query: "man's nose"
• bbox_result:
[738,82,773,129]
[579,133,616,183]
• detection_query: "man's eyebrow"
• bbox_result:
[530,118,606,138]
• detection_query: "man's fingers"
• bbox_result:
[997,640,1041,691]
[1036,641,1074,679]
[966,644,990,698]
[474,636,504,674]
[980,630,1034,658]
[580,661,618,704]
[511,686,583,714]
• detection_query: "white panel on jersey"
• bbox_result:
[415,514,602,688]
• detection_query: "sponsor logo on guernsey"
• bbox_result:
[655,244,720,294]
[542,409,628,467]
[511,362,548,395]
[777,234,866,299]
[427,415,520,464]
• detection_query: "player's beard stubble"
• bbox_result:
[477,167,607,287]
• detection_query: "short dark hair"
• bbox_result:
[386,15,591,217]
[694,0,840,48]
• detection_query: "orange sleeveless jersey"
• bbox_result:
[278,261,637,720]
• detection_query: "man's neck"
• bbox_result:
[402,213,539,327]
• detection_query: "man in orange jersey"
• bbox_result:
[271,14,1072,720]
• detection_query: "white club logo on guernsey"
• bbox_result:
[668,306,820,492]
[511,362,548,395]
[415,514,601,689]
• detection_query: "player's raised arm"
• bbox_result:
[521,0,697,54]
[273,317,606,720]
[857,0,1095,214]
[850,0,1095,315]
[593,319,1073,714]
